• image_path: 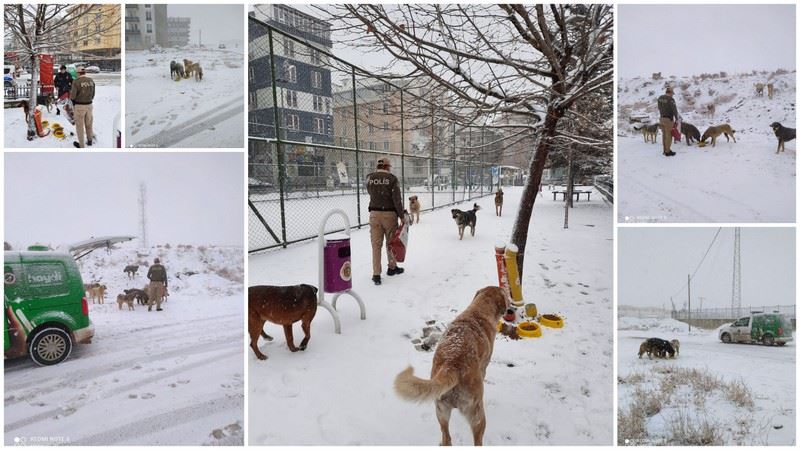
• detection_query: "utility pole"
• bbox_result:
[732,227,742,318]
[138,182,148,249]
[687,274,692,332]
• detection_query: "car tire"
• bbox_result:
[762,334,775,346]
[28,327,73,366]
[777,342,786,347]
[721,333,731,343]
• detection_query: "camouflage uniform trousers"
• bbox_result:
[148,281,165,311]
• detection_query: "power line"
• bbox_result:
[668,227,722,302]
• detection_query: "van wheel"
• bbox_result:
[777,342,786,347]
[762,334,775,346]
[28,328,73,366]
[721,333,731,343]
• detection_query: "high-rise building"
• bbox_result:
[125,4,167,50]
[248,5,334,185]
[66,4,121,70]
[168,17,191,47]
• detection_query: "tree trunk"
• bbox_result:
[510,105,563,277]
[26,53,40,140]
[563,149,573,229]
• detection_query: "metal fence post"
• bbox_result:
[480,126,485,197]
[268,27,288,248]
[351,68,362,228]
[400,89,405,195]
[430,104,435,207]
[452,122,456,204]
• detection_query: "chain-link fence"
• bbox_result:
[673,305,796,321]
[248,13,516,253]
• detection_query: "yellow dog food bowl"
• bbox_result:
[698,141,707,148]
[516,321,542,338]
[53,129,66,139]
[540,314,564,328]
[41,120,49,128]
[51,122,61,129]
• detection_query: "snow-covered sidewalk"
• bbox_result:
[4,73,120,149]
[248,186,613,445]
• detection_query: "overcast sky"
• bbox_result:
[619,4,796,77]
[618,227,795,310]
[168,4,244,46]
[4,153,243,249]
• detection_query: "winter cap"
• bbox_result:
[154,257,160,263]
[60,65,66,70]
[78,66,86,74]
[377,157,391,167]
[665,86,674,94]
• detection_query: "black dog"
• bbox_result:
[645,337,675,359]
[124,288,149,306]
[169,60,185,80]
[451,203,481,240]
[680,122,701,146]
[770,122,795,154]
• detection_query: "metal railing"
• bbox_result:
[673,305,796,321]
[247,15,523,253]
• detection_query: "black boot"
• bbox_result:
[372,275,382,285]
[387,267,404,276]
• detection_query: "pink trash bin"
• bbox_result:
[323,234,352,293]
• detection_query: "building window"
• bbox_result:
[249,91,258,108]
[84,39,89,46]
[284,64,296,83]
[383,101,389,113]
[146,10,152,21]
[284,113,299,130]
[314,117,324,134]
[368,105,373,116]
[311,71,322,89]
[313,95,324,112]
[368,123,374,134]
[284,90,298,108]
[285,40,295,58]
[384,141,390,151]
[146,23,152,33]
[326,99,331,114]
[383,121,389,131]
[310,48,322,65]
[95,36,101,44]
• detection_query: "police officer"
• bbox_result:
[146,257,168,311]
[657,86,679,157]
[366,157,405,285]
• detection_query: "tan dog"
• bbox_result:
[755,82,764,97]
[670,339,680,357]
[494,189,504,216]
[90,284,107,304]
[183,59,194,78]
[394,286,509,446]
[767,83,774,99]
[248,284,318,360]
[408,196,421,224]
[706,103,716,119]
[117,293,135,311]
[634,124,659,143]
[700,124,736,147]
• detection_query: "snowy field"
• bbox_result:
[248,186,613,445]
[618,317,795,445]
[617,71,796,223]
[4,73,120,149]
[4,243,244,446]
[126,48,244,148]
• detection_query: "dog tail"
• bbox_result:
[394,366,459,402]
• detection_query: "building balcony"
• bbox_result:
[126,16,140,22]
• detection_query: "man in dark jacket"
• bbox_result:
[146,257,168,311]
[366,157,405,285]
[70,66,96,148]
[53,65,72,115]
[657,86,679,156]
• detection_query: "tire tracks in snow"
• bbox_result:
[5,347,241,434]
[131,97,242,148]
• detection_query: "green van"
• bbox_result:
[4,250,94,365]
[718,312,793,346]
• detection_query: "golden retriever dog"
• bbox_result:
[90,284,107,304]
[394,286,509,446]
[494,189,504,216]
[408,195,421,224]
[700,124,736,147]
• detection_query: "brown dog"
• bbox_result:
[117,293,135,311]
[248,284,318,360]
[408,196,421,224]
[394,286,509,446]
[494,189,504,216]
[700,124,736,147]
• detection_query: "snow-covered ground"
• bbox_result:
[126,48,244,148]
[4,243,244,446]
[248,186,613,445]
[617,70,796,223]
[618,317,795,445]
[4,73,120,149]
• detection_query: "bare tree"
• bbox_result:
[315,4,613,275]
[4,4,119,140]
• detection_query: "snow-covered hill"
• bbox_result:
[617,70,796,223]
[4,242,244,445]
